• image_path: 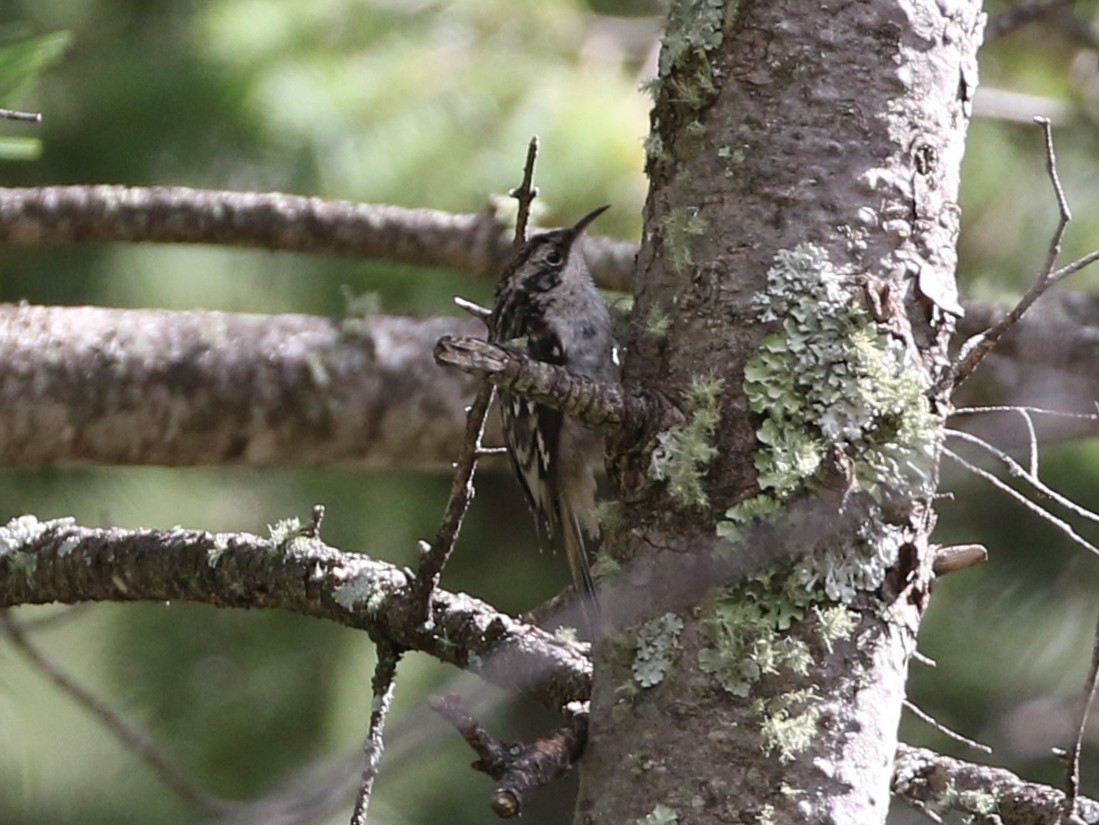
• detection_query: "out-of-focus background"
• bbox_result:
[0,1,1098,823]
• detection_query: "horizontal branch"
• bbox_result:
[0,185,638,291]
[2,295,1099,470]
[434,336,631,431]
[0,303,484,467]
[893,743,1099,823]
[0,515,590,711]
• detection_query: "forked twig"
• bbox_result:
[946,428,1099,527]
[950,118,1099,390]
[0,611,230,816]
[942,448,1099,557]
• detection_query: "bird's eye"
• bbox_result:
[545,249,563,266]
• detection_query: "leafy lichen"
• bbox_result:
[697,571,817,697]
[634,803,678,825]
[633,612,685,688]
[722,243,942,603]
[658,0,727,79]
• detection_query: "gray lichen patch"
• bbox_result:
[722,244,941,603]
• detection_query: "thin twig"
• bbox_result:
[410,384,494,624]
[1020,408,1040,476]
[510,137,540,246]
[350,643,403,825]
[952,405,1099,421]
[1065,610,1099,818]
[455,296,492,320]
[412,140,541,623]
[0,107,42,123]
[0,611,231,816]
[903,699,992,754]
[943,448,1099,557]
[946,428,1099,527]
[911,650,937,668]
[950,118,1090,390]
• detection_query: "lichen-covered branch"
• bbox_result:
[0,516,590,712]
[2,298,1099,472]
[0,185,638,290]
[892,743,1099,824]
[0,303,483,468]
[434,334,673,437]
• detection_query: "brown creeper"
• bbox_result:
[490,205,618,630]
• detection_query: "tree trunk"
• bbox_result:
[580,2,983,823]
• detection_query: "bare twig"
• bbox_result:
[411,140,542,623]
[949,118,1098,390]
[902,699,992,754]
[350,642,402,825]
[952,404,1099,421]
[911,650,937,668]
[0,611,231,816]
[1064,610,1099,818]
[429,694,587,818]
[946,428,1099,527]
[455,296,493,320]
[0,107,42,123]
[410,383,495,624]
[510,137,540,247]
[943,448,1099,557]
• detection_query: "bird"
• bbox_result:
[489,205,618,633]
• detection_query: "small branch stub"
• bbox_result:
[429,694,587,818]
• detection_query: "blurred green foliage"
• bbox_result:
[2,1,1099,824]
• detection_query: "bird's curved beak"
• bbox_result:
[568,204,611,238]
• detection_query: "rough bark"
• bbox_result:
[0,516,590,711]
[0,185,638,290]
[0,304,484,468]
[580,2,983,824]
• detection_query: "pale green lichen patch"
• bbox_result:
[755,688,821,763]
[267,517,302,548]
[697,572,816,697]
[651,375,723,507]
[813,604,857,653]
[726,243,942,603]
[659,0,726,78]
[634,803,678,825]
[333,568,389,614]
[0,515,72,555]
[207,533,232,567]
[266,517,327,560]
[0,515,75,576]
[659,207,708,274]
[633,612,685,688]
